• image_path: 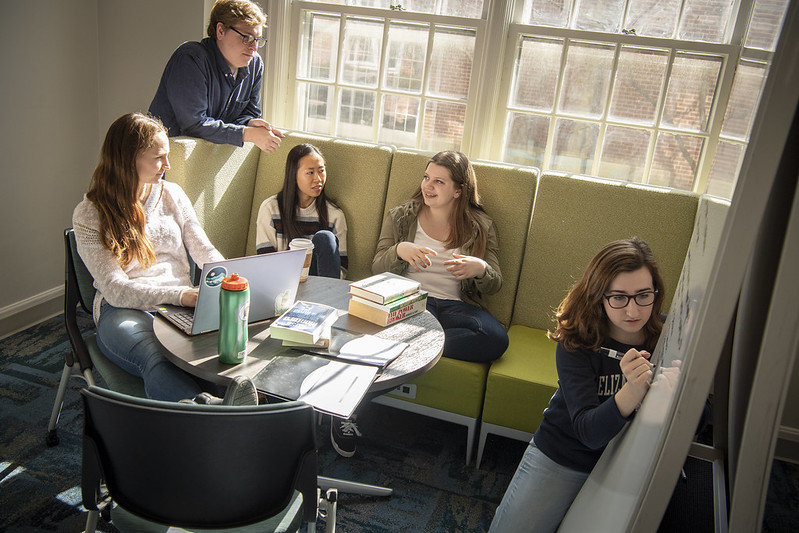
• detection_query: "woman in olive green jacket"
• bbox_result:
[373,151,508,363]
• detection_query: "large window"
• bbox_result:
[278,0,789,198]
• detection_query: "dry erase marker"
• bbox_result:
[602,347,654,368]
[600,347,624,360]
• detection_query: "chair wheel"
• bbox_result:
[45,430,60,447]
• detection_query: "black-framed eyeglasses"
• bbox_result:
[228,26,267,49]
[604,290,658,309]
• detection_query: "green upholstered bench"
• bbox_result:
[476,326,557,466]
[476,172,701,466]
[167,135,722,467]
[374,150,537,463]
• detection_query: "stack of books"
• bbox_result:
[348,272,428,326]
[269,300,339,347]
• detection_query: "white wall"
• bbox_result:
[0,0,201,336]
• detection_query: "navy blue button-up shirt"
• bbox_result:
[149,38,263,146]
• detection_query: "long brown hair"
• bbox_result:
[411,151,488,257]
[86,113,165,269]
[276,143,332,243]
[548,237,665,353]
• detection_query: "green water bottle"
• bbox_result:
[218,273,249,364]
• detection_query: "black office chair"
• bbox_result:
[81,386,337,532]
[46,229,146,446]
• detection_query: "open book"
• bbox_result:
[297,328,408,368]
[252,351,377,418]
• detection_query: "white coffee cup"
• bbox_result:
[289,238,314,282]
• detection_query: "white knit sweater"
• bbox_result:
[72,180,224,323]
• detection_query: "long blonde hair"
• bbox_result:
[86,113,165,269]
[411,151,488,257]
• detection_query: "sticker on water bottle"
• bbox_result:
[205,266,227,287]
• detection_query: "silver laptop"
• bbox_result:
[157,249,306,335]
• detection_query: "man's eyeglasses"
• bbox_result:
[228,26,267,49]
[604,290,658,309]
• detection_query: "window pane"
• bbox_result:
[625,0,680,38]
[551,118,599,174]
[503,112,550,167]
[421,100,465,151]
[438,0,484,18]
[573,0,624,33]
[379,94,420,145]
[427,27,475,100]
[661,53,721,132]
[649,132,703,189]
[341,17,383,87]
[706,140,744,197]
[599,125,652,181]
[745,0,790,51]
[678,0,734,43]
[350,0,387,7]
[511,37,563,112]
[522,0,571,27]
[609,47,668,125]
[384,22,428,93]
[298,82,334,135]
[337,88,376,141]
[366,0,485,18]
[721,60,768,141]
[558,41,615,119]
[299,13,339,81]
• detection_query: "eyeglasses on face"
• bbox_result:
[228,26,267,49]
[604,290,658,309]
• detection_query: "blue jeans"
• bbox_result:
[426,297,508,363]
[489,442,589,533]
[309,230,341,279]
[96,302,205,401]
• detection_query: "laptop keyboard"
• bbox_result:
[169,309,195,330]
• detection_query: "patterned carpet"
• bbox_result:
[1,312,797,532]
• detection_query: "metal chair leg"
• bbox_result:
[84,509,99,532]
[46,363,73,447]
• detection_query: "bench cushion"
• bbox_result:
[482,325,558,434]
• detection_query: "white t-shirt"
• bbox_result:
[404,224,461,301]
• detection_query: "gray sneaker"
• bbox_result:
[222,376,259,406]
[182,376,259,406]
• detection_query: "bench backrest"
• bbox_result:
[511,172,699,331]
[167,138,260,259]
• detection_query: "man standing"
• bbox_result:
[149,0,283,153]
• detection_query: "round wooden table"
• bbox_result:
[154,276,444,393]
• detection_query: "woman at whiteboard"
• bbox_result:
[489,237,664,532]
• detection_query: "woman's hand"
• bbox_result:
[180,288,199,307]
[397,242,437,272]
[444,253,487,280]
[614,348,653,417]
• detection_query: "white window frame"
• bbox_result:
[260,0,783,197]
